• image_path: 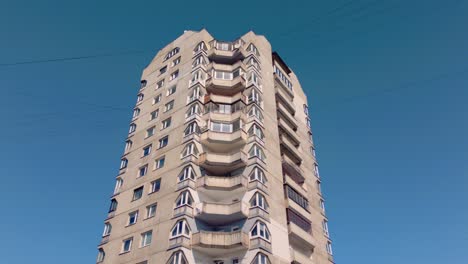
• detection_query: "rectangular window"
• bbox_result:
[122,238,133,253]
[146,203,157,218]
[158,136,169,149]
[162,117,171,129]
[150,110,159,121]
[143,145,152,157]
[172,57,181,66]
[326,241,333,255]
[128,211,138,225]
[146,127,155,138]
[150,178,161,193]
[132,187,143,201]
[138,165,148,177]
[155,156,165,169]
[169,70,179,80]
[164,100,174,112]
[159,66,167,75]
[141,231,152,247]
[156,80,164,89]
[320,199,326,213]
[167,86,176,96]
[153,94,162,104]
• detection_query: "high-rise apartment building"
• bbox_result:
[96,29,333,264]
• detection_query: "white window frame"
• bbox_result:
[162,117,172,129]
[102,222,112,237]
[120,158,128,169]
[179,166,196,182]
[169,70,179,81]
[167,85,177,96]
[153,94,162,104]
[249,167,267,184]
[158,136,169,148]
[172,56,181,67]
[138,165,148,177]
[181,142,198,157]
[250,192,268,211]
[114,178,123,194]
[121,237,133,253]
[140,230,152,247]
[170,219,191,238]
[129,123,136,133]
[250,221,270,241]
[175,191,192,208]
[164,100,174,112]
[146,203,157,218]
[128,211,138,225]
[143,145,152,157]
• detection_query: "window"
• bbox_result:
[164,100,174,112]
[249,167,267,184]
[162,118,172,129]
[132,187,143,201]
[175,191,193,208]
[247,43,259,55]
[250,221,270,241]
[187,86,201,102]
[326,241,333,255]
[248,144,266,160]
[210,120,241,133]
[179,166,196,182]
[114,178,123,194]
[248,71,260,85]
[169,70,179,81]
[165,47,180,60]
[323,220,329,236]
[246,56,260,69]
[252,253,270,264]
[122,237,133,253]
[102,222,112,236]
[120,158,128,169]
[168,251,188,264]
[314,164,320,178]
[133,108,140,118]
[186,103,200,118]
[153,94,162,104]
[306,118,311,129]
[320,199,325,213]
[97,248,105,263]
[143,145,152,157]
[158,136,169,148]
[317,180,322,194]
[141,230,152,247]
[273,64,293,90]
[155,156,165,169]
[181,142,198,157]
[150,178,161,193]
[160,65,167,75]
[170,219,190,238]
[248,89,262,105]
[250,192,268,211]
[146,126,155,137]
[109,199,118,212]
[184,121,199,136]
[129,123,136,134]
[150,109,159,120]
[303,104,309,116]
[140,80,147,89]
[167,85,176,96]
[204,101,244,114]
[310,146,316,157]
[190,70,204,84]
[172,57,181,67]
[157,79,165,89]
[128,211,138,225]
[194,41,206,53]
[146,203,157,218]
[286,185,309,210]
[248,105,264,122]
[193,55,206,68]
[248,124,264,139]
[138,165,148,177]
[137,93,144,103]
[125,140,132,152]
[213,68,242,80]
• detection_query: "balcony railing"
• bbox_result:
[282,159,305,184]
[197,174,247,189]
[192,230,249,249]
[196,201,249,217]
[205,75,246,95]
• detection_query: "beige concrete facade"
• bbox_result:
[96,29,334,264]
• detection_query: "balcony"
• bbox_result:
[274,72,294,100]
[290,248,313,264]
[168,236,191,250]
[207,40,246,64]
[277,103,297,131]
[173,205,194,218]
[282,159,305,185]
[205,75,246,96]
[192,230,249,250]
[197,174,247,190]
[280,135,302,164]
[198,151,247,174]
[195,201,249,225]
[278,119,300,146]
[288,222,316,250]
[203,93,247,105]
[200,129,247,152]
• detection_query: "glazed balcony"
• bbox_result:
[198,151,247,174]
[280,135,302,164]
[274,72,294,100]
[205,75,246,96]
[192,230,249,250]
[200,129,247,152]
[195,201,249,225]
[207,40,246,64]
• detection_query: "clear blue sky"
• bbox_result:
[1,0,467,263]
